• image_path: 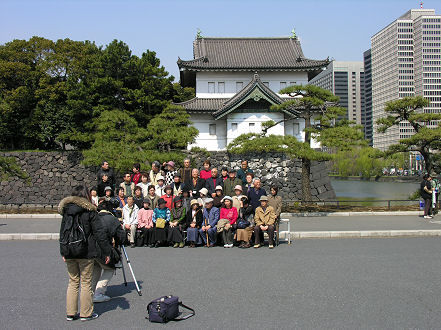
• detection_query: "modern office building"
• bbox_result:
[371,8,441,150]
[363,49,373,145]
[309,61,365,126]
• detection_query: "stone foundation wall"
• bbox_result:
[0,151,336,205]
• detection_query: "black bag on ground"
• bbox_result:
[59,214,88,258]
[146,295,195,323]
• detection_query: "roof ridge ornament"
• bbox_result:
[196,28,204,39]
[290,28,297,40]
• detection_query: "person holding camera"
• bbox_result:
[92,200,127,303]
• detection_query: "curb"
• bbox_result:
[281,211,422,217]
[0,214,61,219]
[2,230,441,241]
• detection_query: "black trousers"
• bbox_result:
[424,198,432,216]
[168,226,184,243]
[254,225,275,245]
[137,227,154,246]
[222,228,234,245]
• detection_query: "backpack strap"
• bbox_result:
[173,302,195,321]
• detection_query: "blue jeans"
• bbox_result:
[199,227,217,245]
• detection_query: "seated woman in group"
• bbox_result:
[168,196,187,248]
[236,197,255,248]
[219,196,238,248]
[186,199,203,248]
[213,185,224,208]
[133,186,144,209]
[137,199,154,247]
[152,198,170,248]
[146,185,159,210]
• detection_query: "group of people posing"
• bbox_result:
[93,159,283,249]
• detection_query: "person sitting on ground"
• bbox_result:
[161,185,174,210]
[97,174,111,197]
[243,172,254,194]
[421,174,434,219]
[133,186,144,209]
[232,185,245,212]
[149,161,165,186]
[163,161,178,186]
[220,167,229,181]
[152,198,171,248]
[223,168,243,197]
[181,187,191,211]
[219,196,238,248]
[90,187,99,206]
[253,196,276,249]
[237,160,254,185]
[188,168,206,198]
[136,173,150,197]
[104,186,113,201]
[137,199,154,247]
[268,185,282,220]
[171,173,185,196]
[247,178,267,211]
[146,185,159,210]
[200,159,212,180]
[186,199,203,248]
[206,167,223,197]
[130,163,142,185]
[97,161,115,188]
[180,158,192,184]
[120,173,135,198]
[236,197,255,248]
[213,185,224,208]
[122,196,139,248]
[168,196,187,248]
[199,198,220,247]
[155,175,166,197]
[92,200,127,303]
[59,185,111,322]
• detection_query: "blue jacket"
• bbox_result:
[202,206,220,228]
[247,188,267,211]
[152,208,171,223]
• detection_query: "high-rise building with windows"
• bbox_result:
[371,8,441,150]
[363,49,373,146]
[309,61,365,126]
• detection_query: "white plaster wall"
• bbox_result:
[188,114,227,151]
[196,71,309,98]
[226,112,284,146]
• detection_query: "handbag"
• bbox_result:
[155,218,166,229]
[236,218,250,229]
[146,295,195,323]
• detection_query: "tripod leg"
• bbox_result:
[121,246,142,296]
[121,260,127,286]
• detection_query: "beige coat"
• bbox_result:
[268,195,282,217]
[254,205,276,226]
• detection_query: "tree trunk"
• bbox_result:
[421,149,432,174]
[301,157,312,203]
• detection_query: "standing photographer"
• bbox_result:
[92,200,127,303]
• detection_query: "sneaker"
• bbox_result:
[269,244,274,249]
[93,293,111,303]
[66,314,79,321]
[228,244,233,248]
[224,244,228,248]
[173,243,179,248]
[424,215,432,219]
[179,242,185,248]
[254,244,260,249]
[80,313,99,321]
[242,243,251,248]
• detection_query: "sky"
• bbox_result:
[1,0,441,81]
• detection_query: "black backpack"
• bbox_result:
[60,213,88,258]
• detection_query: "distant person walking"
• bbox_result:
[421,174,433,219]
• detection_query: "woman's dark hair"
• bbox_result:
[271,185,279,194]
[423,174,431,180]
[134,186,142,192]
[97,200,112,212]
[246,172,254,178]
[116,187,124,194]
[71,185,90,200]
[90,187,97,192]
[133,163,140,170]
[203,159,211,166]
[148,185,156,191]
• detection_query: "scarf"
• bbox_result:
[128,204,134,217]
[171,205,185,221]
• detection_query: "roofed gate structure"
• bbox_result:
[175,36,329,150]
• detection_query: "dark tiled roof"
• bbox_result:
[177,37,329,71]
[174,97,229,112]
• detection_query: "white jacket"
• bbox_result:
[123,204,139,225]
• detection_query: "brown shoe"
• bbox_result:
[242,242,251,248]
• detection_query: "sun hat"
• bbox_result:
[259,196,269,201]
[215,185,223,191]
[204,197,214,204]
[234,185,243,192]
[167,161,175,167]
[156,175,165,181]
[104,186,112,191]
[190,199,199,207]
[199,187,208,196]
[221,196,233,202]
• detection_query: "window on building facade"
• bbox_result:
[208,82,215,93]
[209,124,216,136]
[231,123,238,131]
[236,82,243,92]
[218,82,225,93]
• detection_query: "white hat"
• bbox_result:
[234,185,243,192]
[221,196,233,202]
[199,187,208,196]
[204,197,214,204]
[215,185,223,191]
[156,175,165,181]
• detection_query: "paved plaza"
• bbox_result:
[2,238,441,329]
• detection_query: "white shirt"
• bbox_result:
[137,182,149,197]
[122,204,139,225]
[155,185,165,197]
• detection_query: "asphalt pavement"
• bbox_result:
[1,239,441,329]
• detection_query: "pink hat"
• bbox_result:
[234,185,243,192]
[167,161,175,168]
